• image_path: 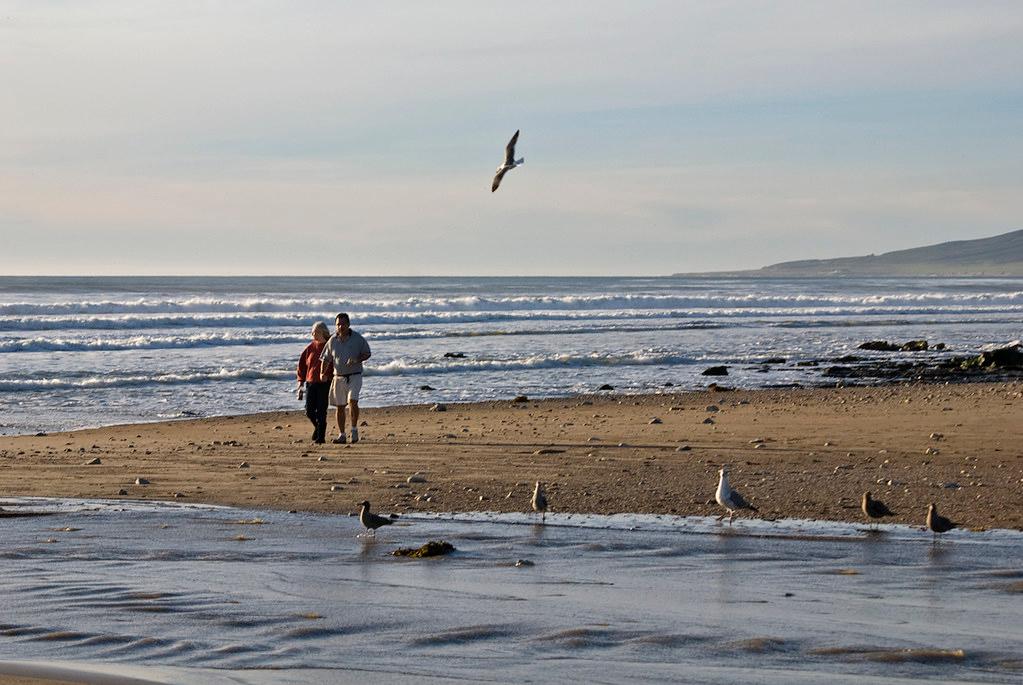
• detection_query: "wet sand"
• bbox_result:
[2,501,1022,683]
[0,663,160,685]
[1,382,1021,529]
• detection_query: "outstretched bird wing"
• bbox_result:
[504,130,520,166]
[492,167,509,192]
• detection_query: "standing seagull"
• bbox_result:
[531,481,548,523]
[861,491,895,529]
[491,130,524,192]
[926,503,956,539]
[358,500,393,536]
[715,467,757,525]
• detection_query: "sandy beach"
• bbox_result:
[2,382,1021,530]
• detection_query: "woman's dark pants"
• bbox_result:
[304,381,330,443]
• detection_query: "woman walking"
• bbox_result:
[296,321,332,444]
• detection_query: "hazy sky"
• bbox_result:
[2,1,1022,275]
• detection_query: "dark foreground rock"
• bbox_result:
[392,540,456,558]
[702,366,729,376]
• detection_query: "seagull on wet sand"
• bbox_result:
[715,467,757,525]
[358,500,394,536]
[926,503,956,539]
[531,481,548,523]
[491,130,524,192]
[862,491,895,529]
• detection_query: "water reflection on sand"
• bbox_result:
[1,498,1021,684]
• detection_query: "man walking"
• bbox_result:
[320,312,372,444]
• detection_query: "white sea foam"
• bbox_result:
[0,332,302,353]
[0,368,291,392]
[3,305,1022,332]
[0,350,697,391]
[0,323,730,353]
[371,350,695,376]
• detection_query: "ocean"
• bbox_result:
[1,276,1021,435]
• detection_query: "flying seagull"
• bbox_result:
[491,130,524,192]
[715,467,757,524]
[531,481,548,523]
[861,491,895,529]
[358,500,394,536]
[926,503,956,539]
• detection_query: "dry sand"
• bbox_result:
[1,382,1021,530]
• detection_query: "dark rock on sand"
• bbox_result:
[419,385,436,391]
[702,366,728,376]
[599,384,614,390]
[900,340,929,352]
[762,357,787,364]
[512,395,529,403]
[443,352,466,358]
[392,540,456,558]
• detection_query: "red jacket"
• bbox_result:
[297,340,328,383]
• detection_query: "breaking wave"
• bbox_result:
[0,369,291,392]
[3,291,1023,316]
[0,351,695,391]
[3,305,1022,332]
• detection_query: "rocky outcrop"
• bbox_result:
[959,342,1023,371]
[858,341,901,351]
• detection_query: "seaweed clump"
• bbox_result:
[392,541,456,558]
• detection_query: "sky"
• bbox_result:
[1,1,1022,276]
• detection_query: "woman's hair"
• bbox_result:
[311,321,330,342]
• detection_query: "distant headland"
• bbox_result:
[676,229,1023,277]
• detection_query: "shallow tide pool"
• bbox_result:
[1,498,1021,684]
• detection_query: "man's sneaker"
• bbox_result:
[350,429,359,444]
[331,434,347,444]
